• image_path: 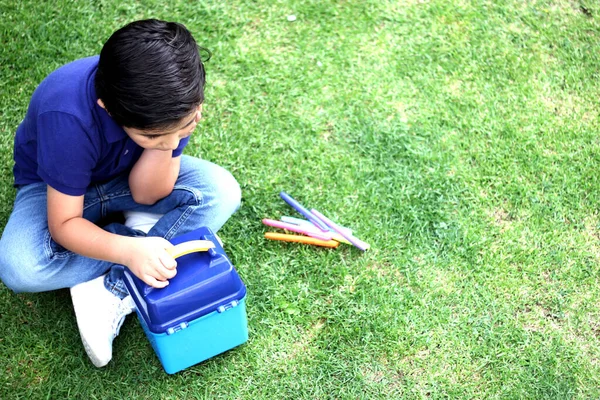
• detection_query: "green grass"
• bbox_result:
[2,0,600,398]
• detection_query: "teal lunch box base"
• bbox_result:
[124,227,248,374]
[136,297,248,374]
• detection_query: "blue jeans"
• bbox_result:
[0,155,241,298]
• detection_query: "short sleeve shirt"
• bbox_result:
[13,56,190,196]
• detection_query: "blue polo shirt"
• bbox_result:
[13,56,190,196]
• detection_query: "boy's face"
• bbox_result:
[122,105,203,151]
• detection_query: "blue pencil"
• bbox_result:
[279,192,330,232]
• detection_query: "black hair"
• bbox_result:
[95,19,211,131]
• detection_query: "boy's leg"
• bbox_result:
[101,155,241,238]
[0,156,240,367]
[0,182,140,368]
[0,156,240,293]
[0,182,138,293]
[71,156,240,366]
[93,155,240,291]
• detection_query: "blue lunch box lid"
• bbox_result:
[123,227,246,334]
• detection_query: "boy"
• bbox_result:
[0,19,241,367]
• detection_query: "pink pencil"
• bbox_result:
[262,219,334,241]
[310,209,370,251]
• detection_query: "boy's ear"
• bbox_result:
[97,99,112,117]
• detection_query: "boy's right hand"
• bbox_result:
[123,236,178,288]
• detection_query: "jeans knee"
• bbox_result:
[173,158,242,233]
[203,166,241,214]
[0,233,51,293]
[0,252,38,293]
[219,169,241,213]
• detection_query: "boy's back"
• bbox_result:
[13,55,187,196]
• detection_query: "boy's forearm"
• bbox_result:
[50,216,177,288]
[50,217,133,266]
[129,149,180,204]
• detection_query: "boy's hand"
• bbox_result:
[124,236,178,288]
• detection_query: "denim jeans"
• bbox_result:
[0,155,241,298]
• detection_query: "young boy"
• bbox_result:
[0,19,241,367]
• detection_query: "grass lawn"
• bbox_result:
[2,0,600,398]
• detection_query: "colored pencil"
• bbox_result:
[279,191,330,232]
[281,216,353,235]
[310,209,370,251]
[264,232,339,248]
[262,218,333,241]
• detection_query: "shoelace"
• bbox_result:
[110,298,134,339]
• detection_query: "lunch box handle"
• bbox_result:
[166,240,216,259]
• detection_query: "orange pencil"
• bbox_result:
[264,232,339,248]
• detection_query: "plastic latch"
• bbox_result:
[166,322,189,335]
[217,300,239,313]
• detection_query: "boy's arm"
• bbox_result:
[47,186,177,288]
[128,149,181,205]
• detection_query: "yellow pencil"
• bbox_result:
[331,233,352,245]
[264,232,339,248]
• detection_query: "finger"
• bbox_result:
[159,251,177,270]
[155,263,177,280]
[143,274,169,289]
[150,262,176,281]
[153,254,177,280]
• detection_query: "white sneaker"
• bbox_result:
[123,211,163,234]
[70,275,136,367]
